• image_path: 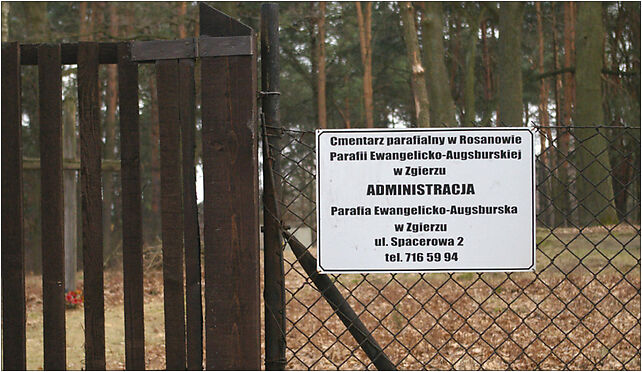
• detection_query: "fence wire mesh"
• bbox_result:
[264,124,641,370]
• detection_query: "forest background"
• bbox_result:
[2,1,640,274]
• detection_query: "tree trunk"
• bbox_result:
[420,2,456,127]
[463,8,486,127]
[536,2,553,227]
[149,74,161,243]
[498,2,524,126]
[574,2,617,226]
[78,2,88,39]
[19,2,49,273]
[400,1,430,127]
[102,2,119,264]
[481,18,493,126]
[309,3,319,126]
[536,3,551,152]
[462,29,476,126]
[626,2,640,104]
[317,2,327,129]
[551,5,571,227]
[336,75,352,129]
[609,135,634,222]
[606,4,636,222]
[178,2,187,38]
[23,2,48,42]
[449,12,460,105]
[343,95,351,128]
[563,2,575,128]
[356,2,374,128]
[75,1,90,272]
[2,2,9,41]
[63,97,78,291]
[91,2,104,40]
[126,2,134,35]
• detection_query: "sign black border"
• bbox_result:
[316,127,536,273]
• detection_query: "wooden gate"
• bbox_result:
[1,4,259,370]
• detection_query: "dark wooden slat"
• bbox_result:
[78,42,106,371]
[198,36,253,57]
[179,58,203,371]
[117,43,146,371]
[18,42,118,65]
[2,42,27,371]
[130,39,195,62]
[38,44,66,370]
[201,53,260,370]
[156,59,187,370]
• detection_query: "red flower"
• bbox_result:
[65,290,83,307]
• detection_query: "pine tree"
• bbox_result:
[498,2,524,126]
[420,2,456,126]
[400,1,430,127]
[574,2,618,225]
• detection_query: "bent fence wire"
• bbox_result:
[264,124,641,370]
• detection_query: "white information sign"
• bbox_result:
[316,128,535,273]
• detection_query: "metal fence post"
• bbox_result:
[261,3,287,370]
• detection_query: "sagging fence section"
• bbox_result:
[262,124,641,370]
[2,4,260,370]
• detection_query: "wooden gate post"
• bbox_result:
[199,3,261,369]
[2,41,27,372]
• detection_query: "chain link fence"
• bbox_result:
[264,124,640,370]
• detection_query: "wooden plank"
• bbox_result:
[21,157,121,171]
[117,42,146,371]
[132,36,253,61]
[156,59,187,370]
[17,36,252,65]
[131,39,194,62]
[198,36,253,57]
[78,42,106,370]
[1,41,26,371]
[18,42,119,65]
[201,53,260,370]
[200,5,258,368]
[179,58,203,371]
[199,3,252,37]
[38,43,66,370]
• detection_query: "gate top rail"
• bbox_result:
[130,35,254,62]
[9,42,119,65]
[2,34,253,66]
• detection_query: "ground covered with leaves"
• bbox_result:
[24,227,640,370]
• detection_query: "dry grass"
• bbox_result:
[25,270,168,370]
[22,226,640,370]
